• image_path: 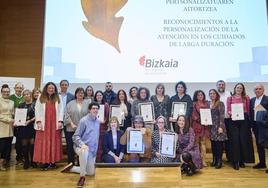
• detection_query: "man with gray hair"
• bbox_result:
[250,83,268,171]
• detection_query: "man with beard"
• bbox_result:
[216,80,232,163]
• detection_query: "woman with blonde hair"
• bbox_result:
[102,117,125,163]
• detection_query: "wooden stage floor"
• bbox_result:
[0,153,268,188]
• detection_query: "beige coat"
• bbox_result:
[0,97,14,138]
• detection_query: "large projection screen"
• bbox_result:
[42,0,268,84]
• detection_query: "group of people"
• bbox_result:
[0,80,268,187]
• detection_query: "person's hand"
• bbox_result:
[25,120,31,126]
[155,152,161,158]
[58,121,63,128]
[218,127,223,134]
[70,122,77,129]
[37,122,42,130]
[81,144,88,152]
[126,127,133,131]
[11,119,15,126]
[141,128,146,134]
[114,156,120,163]
[169,117,176,122]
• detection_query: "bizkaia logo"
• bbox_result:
[139,55,179,68]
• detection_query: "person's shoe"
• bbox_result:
[202,161,208,167]
[48,163,57,169]
[23,161,30,169]
[253,163,267,169]
[265,169,268,173]
[31,162,38,168]
[77,176,85,188]
[61,162,73,173]
[233,163,239,170]
[211,157,217,167]
[41,163,49,171]
[215,159,222,169]
[239,162,245,168]
[0,165,6,171]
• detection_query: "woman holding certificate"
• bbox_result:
[33,82,64,170]
[208,89,227,169]
[169,81,193,131]
[191,90,210,167]
[17,89,36,169]
[176,115,202,176]
[120,116,152,163]
[131,87,154,129]
[226,83,254,170]
[151,116,174,163]
[94,90,109,162]
[0,84,14,171]
[102,117,125,163]
[111,89,132,131]
[64,87,90,165]
[150,84,170,127]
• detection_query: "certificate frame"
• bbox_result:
[200,108,213,125]
[159,132,176,158]
[171,102,187,119]
[127,129,145,154]
[231,103,244,121]
[14,108,27,126]
[138,102,155,123]
[109,105,123,126]
[97,104,105,122]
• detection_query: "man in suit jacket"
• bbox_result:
[59,80,75,110]
[250,83,268,170]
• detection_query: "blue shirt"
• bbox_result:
[72,114,100,156]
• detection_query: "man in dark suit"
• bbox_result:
[250,83,268,171]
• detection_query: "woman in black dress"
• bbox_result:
[17,89,36,169]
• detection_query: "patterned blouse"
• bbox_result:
[151,129,174,163]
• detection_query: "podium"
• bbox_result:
[94,163,181,188]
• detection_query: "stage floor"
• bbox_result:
[0,153,268,188]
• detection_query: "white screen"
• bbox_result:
[42,0,268,83]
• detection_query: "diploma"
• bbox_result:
[138,102,155,123]
[14,108,27,126]
[159,132,176,158]
[97,104,105,122]
[231,103,244,121]
[127,130,144,154]
[200,108,213,125]
[110,105,123,126]
[172,102,187,119]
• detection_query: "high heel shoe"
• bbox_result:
[215,159,222,169]
[233,162,239,170]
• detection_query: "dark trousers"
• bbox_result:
[252,124,266,165]
[103,154,116,163]
[0,137,13,160]
[64,129,75,164]
[230,116,255,163]
[14,128,23,161]
[224,118,232,162]
[211,140,224,160]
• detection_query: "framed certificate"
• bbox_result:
[200,108,212,125]
[14,108,27,126]
[159,132,176,158]
[172,102,187,119]
[138,102,155,123]
[231,103,244,121]
[127,129,144,154]
[110,105,123,126]
[97,104,105,122]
